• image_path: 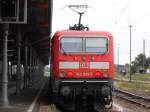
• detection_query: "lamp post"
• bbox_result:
[117,44,120,75]
[129,25,132,81]
[143,39,145,73]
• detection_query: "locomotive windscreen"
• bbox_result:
[60,37,108,53]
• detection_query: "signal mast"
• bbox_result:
[68,5,89,31]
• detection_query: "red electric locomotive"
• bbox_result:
[50,5,114,111]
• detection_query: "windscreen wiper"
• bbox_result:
[61,47,67,55]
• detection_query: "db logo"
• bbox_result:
[79,62,90,68]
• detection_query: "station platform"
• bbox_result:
[0,77,50,112]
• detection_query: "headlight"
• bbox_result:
[60,72,65,78]
[103,72,108,78]
[67,71,74,77]
[94,71,101,77]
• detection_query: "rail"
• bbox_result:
[114,88,150,108]
[114,78,150,84]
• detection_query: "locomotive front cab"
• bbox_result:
[50,31,114,110]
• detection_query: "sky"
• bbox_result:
[52,0,150,65]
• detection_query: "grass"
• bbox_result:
[114,73,150,96]
[115,73,150,82]
[114,81,150,96]
[132,73,150,81]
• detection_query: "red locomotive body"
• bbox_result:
[50,30,114,111]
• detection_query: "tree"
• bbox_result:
[131,65,137,74]
[135,54,146,67]
[131,53,146,73]
[146,57,150,68]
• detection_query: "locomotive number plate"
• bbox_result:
[76,72,92,77]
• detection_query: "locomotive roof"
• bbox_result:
[53,30,113,39]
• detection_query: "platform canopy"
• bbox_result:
[0,0,52,65]
[26,0,52,65]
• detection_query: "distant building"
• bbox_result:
[115,64,127,75]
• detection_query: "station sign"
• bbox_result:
[0,0,27,24]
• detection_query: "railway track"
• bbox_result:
[114,88,150,108]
